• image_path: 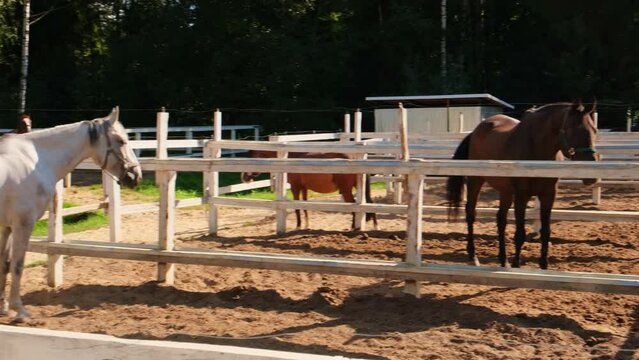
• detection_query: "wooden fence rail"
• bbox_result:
[30,155,639,299]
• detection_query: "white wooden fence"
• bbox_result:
[26,109,639,301]
[28,156,639,298]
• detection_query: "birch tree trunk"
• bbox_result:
[440,0,447,91]
[18,0,30,114]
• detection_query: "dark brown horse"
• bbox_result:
[446,101,599,269]
[241,150,378,230]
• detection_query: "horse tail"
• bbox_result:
[446,134,472,220]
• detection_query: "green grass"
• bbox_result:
[32,210,108,236]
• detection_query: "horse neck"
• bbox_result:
[515,109,567,160]
[29,122,96,182]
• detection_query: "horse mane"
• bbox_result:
[18,119,102,144]
[524,102,573,114]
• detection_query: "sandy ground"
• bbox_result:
[2,181,639,360]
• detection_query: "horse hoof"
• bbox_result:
[11,310,31,323]
[470,257,480,266]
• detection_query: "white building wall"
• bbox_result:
[374,106,503,133]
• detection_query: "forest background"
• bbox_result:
[0,0,637,134]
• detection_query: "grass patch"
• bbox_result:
[32,211,108,236]
[26,260,48,268]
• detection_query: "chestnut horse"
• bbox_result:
[446,101,598,269]
[241,150,378,230]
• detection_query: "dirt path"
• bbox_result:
[6,184,639,359]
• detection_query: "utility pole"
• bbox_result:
[18,0,30,114]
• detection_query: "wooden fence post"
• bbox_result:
[134,132,142,157]
[458,112,464,133]
[592,111,602,205]
[105,174,121,243]
[47,180,64,287]
[398,103,422,297]
[627,108,632,133]
[394,103,408,204]
[275,150,289,234]
[207,109,222,236]
[343,112,351,134]
[404,173,424,298]
[185,130,193,155]
[63,173,71,188]
[155,109,169,186]
[354,109,366,230]
[156,110,176,284]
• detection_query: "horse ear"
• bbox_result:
[585,98,597,114]
[573,100,585,113]
[107,106,120,124]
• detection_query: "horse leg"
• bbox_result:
[341,188,357,230]
[537,191,556,269]
[302,188,309,229]
[497,191,513,268]
[465,177,483,266]
[0,227,11,315]
[511,192,531,268]
[8,222,34,322]
[291,187,302,230]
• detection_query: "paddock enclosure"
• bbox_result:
[2,109,639,359]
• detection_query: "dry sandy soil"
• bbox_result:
[2,180,638,360]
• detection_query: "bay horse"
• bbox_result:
[241,150,378,230]
[446,101,598,269]
[0,107,141,322]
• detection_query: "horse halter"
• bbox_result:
[558,116,597,159]
[99,122,139,180]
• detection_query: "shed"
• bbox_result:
[365,93,514,133]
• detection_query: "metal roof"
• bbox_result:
[365,93,514,109]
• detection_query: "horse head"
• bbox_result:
[17,113,32,133]
[241,150,275,183]
[558,100,599,185]
[89,107,142,188]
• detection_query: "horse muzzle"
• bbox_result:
[121,167,142,188]
[241,172,256,183]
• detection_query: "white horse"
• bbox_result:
[0,107,141,322]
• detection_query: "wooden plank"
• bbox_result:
[104,174,122,243]
[39,202,107,220]
[219,179,272,194]
[156,111,175,284]
[47,181,64,287]
[404,174,424,298]
[157,171,176,284]
[27,239,639,295]
[137,158,639,179]
[210,197,406,214]
[206,110,222,236]
[268,133,342,142]
[275,150,289,234]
